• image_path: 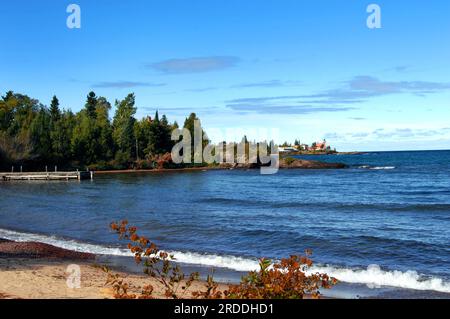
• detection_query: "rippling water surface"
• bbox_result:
[1,150,449,298]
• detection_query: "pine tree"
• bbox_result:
[95,97,114,161]
[85,91,97,119]
[112,94,137,162]
[50,95,61,122]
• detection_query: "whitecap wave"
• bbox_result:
[357,165,396,170]
[309,264,450,293]
[370,166,396,170]
[1,228,449,293]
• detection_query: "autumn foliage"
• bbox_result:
[105,220,337,299]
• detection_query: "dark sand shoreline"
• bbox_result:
[0,240,95,260]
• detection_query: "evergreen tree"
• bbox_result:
[29,107,52,161]
[85,91,98,119]
[95,97,114,160]
[146,111,173,155]
[51,110,75,164]
[0,90,218,170]
[112,94,137,162]
[49,95,61,122]
[134,116,152,160]
[71,110,100,165]
[0,94,14,131]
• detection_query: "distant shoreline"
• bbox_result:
[1,157,349,177]
[94,158,348,174]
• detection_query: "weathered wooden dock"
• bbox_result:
[0,171,93,181]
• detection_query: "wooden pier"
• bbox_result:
[0,171,93,181]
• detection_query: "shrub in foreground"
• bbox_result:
[104,220,337,299]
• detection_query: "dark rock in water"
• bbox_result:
[220,158,347,170]
[0,241,95,260]
[280,158,348,169]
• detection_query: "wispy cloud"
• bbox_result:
[92,81,166,89]
[186,79,301,93]
[140,106,220,114]
[309,76,450,101]
[325,127,450,141]
[149,56,240,74]
[186,87,219,93]
[385,65,412,73]
[225,76,450,115]
[227,103,355,115]
[349,76,450,95]
[230,80,302,89]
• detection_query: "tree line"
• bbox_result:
[0,91,204,171]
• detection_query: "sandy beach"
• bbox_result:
[0,258,228,299]
[0,240,227,299]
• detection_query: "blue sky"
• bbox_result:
[1,0,449,151]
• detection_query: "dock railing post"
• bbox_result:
[11,166,14,173]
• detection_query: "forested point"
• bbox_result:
[0,91,206,171]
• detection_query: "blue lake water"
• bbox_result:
[1,150,449,298]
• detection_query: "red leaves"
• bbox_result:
[224,254,337,299]
[105,221,337,300]
[105,220,200,299]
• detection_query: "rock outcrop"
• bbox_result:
[279,158,348,169]
[219,158,347,170]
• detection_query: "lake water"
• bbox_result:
[1,150,449,298]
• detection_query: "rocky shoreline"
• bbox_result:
[221,158,348,170]
[279,158,347,169]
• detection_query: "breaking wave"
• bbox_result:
[1,228,449,293]
[357,165,396,170]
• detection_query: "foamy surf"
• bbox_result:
[308,265,450,293]
[1,228,449,293]
[357,165,396,170]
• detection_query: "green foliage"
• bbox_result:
[29,107,52,161]
[147,112,173,156]
[112,94,137,160]
[0,90,205,171]
[49,95,61,122]
[85,91,98,119]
